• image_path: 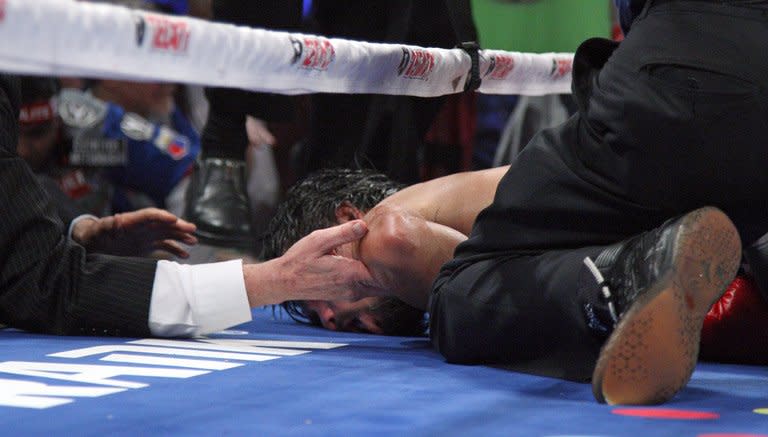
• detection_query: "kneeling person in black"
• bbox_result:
[430,0,768,405]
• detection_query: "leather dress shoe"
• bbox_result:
[582,207,741,405]
[184,158,256,249]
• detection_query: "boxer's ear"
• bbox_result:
[335,201,364,223]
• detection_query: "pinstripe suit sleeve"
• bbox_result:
[0,75,157,337]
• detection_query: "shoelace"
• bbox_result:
[584,256,619,323]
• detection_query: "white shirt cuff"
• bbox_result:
[149,259,252,337]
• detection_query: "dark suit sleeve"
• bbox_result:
[0,75,157,337]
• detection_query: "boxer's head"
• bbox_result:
[261,168,426,336]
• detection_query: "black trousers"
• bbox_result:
[298,0,476,184]
[201,0,303,159]
[429,0,768,381]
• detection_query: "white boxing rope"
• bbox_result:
[0,0,573,97]
[477,49,573,96]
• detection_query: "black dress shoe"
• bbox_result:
[184,158,256,249]
[582,207,741,405]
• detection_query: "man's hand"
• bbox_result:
[242,220,387,307]
[72,208,197,258]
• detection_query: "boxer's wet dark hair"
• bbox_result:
[261,168,426,336]
[262,168,402,258]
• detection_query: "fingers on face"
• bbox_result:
[326,256,381,299]
[308,220,368,254]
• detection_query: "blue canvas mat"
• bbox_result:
[0,307,766,436]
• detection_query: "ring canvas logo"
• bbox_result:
[0,338,347,409]
[483,54,515,81]
[134,13,190,54]
[290,35,336,71]
[397,48,435,81]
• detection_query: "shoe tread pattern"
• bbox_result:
[592,207,741,405]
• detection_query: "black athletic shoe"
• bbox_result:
[184,157,255,249]
[585,207,741,405]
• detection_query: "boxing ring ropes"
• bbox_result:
[0,0,572,99]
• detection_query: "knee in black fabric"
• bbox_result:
[429,271,493,363]
[428,293,492,364]
[428,265,531,365]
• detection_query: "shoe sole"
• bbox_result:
[591,207,741,405]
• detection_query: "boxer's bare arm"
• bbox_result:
[357,205,467,310]
[377,165,509,236]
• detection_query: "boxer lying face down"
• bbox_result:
[261,166,509,336]
[262,168,768,363]
[262,168,768,365]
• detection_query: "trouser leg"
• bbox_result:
[431,246,609,381]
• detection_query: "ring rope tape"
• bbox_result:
[0,0,573,97]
